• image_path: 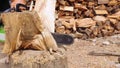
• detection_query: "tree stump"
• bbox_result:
[10,50,68,68]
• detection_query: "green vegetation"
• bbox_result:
[0,26,5,42]
[0,26,5,34]
[0,40,4,42]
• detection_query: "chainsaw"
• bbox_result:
[0,2,74,45]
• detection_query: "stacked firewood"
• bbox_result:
[55,0,120,39]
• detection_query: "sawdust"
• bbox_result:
[66,34,120,68]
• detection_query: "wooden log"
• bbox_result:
[84,28,92,37]
[115,22,120,30]
[108,15,120,20]
[108,0,118,6]
[10,50,68,68]
[55,26,65,34]
[69,0,75,2]
[62,21,73,29]
[60,6,74,11]
[98,0,109,4]
[57,0,66,5]
[74,3,87,10]
[76,18,96,28]
[94,10,108,15]
[34,0,56,32]
[59,16,75,19]
[91,27,99,37]
[96,5,106,10]
[64,12,74,16]
[55,0,120,39]
[81,34,88,39]
[84,10,94,17]
[72,32,83,38]
[109,19,118,25]
[114,30,120,34]
[1,11,58,55]
[65,29,72,34]
[70,18,76,31]
[88,2,95,8]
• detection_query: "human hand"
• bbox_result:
[11,0,26,10]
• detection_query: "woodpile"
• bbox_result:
[55,0,120,39]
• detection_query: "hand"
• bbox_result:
[10,0,26,8]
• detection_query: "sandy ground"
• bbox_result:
[0,34,120,68]
[66,34,120,68]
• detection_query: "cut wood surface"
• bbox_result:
[60,6,74,11]
[1,11,58,55]
[98,0,109,4]
[94,10,108,15]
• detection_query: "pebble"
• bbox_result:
[102,41,110,45]
[116,64,120,68]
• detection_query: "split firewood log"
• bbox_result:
[1,11,58,55]
[34,0,56,33]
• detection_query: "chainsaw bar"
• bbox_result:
[51,33,74,45]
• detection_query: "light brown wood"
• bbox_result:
[108,0,118,6]
[69,0,75,2]
[55,0,120,39]
[58,0,66,5]
[94,10,108,15]
[74,3,87,10]
[60,6,74,11]
[34,0,56,32]
[76,18,96,28]
[55,26,65,34]
[98,0,109,4]
[1,11,58,55]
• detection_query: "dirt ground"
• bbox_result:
[66,34,120,68]
[0,34,120,68]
